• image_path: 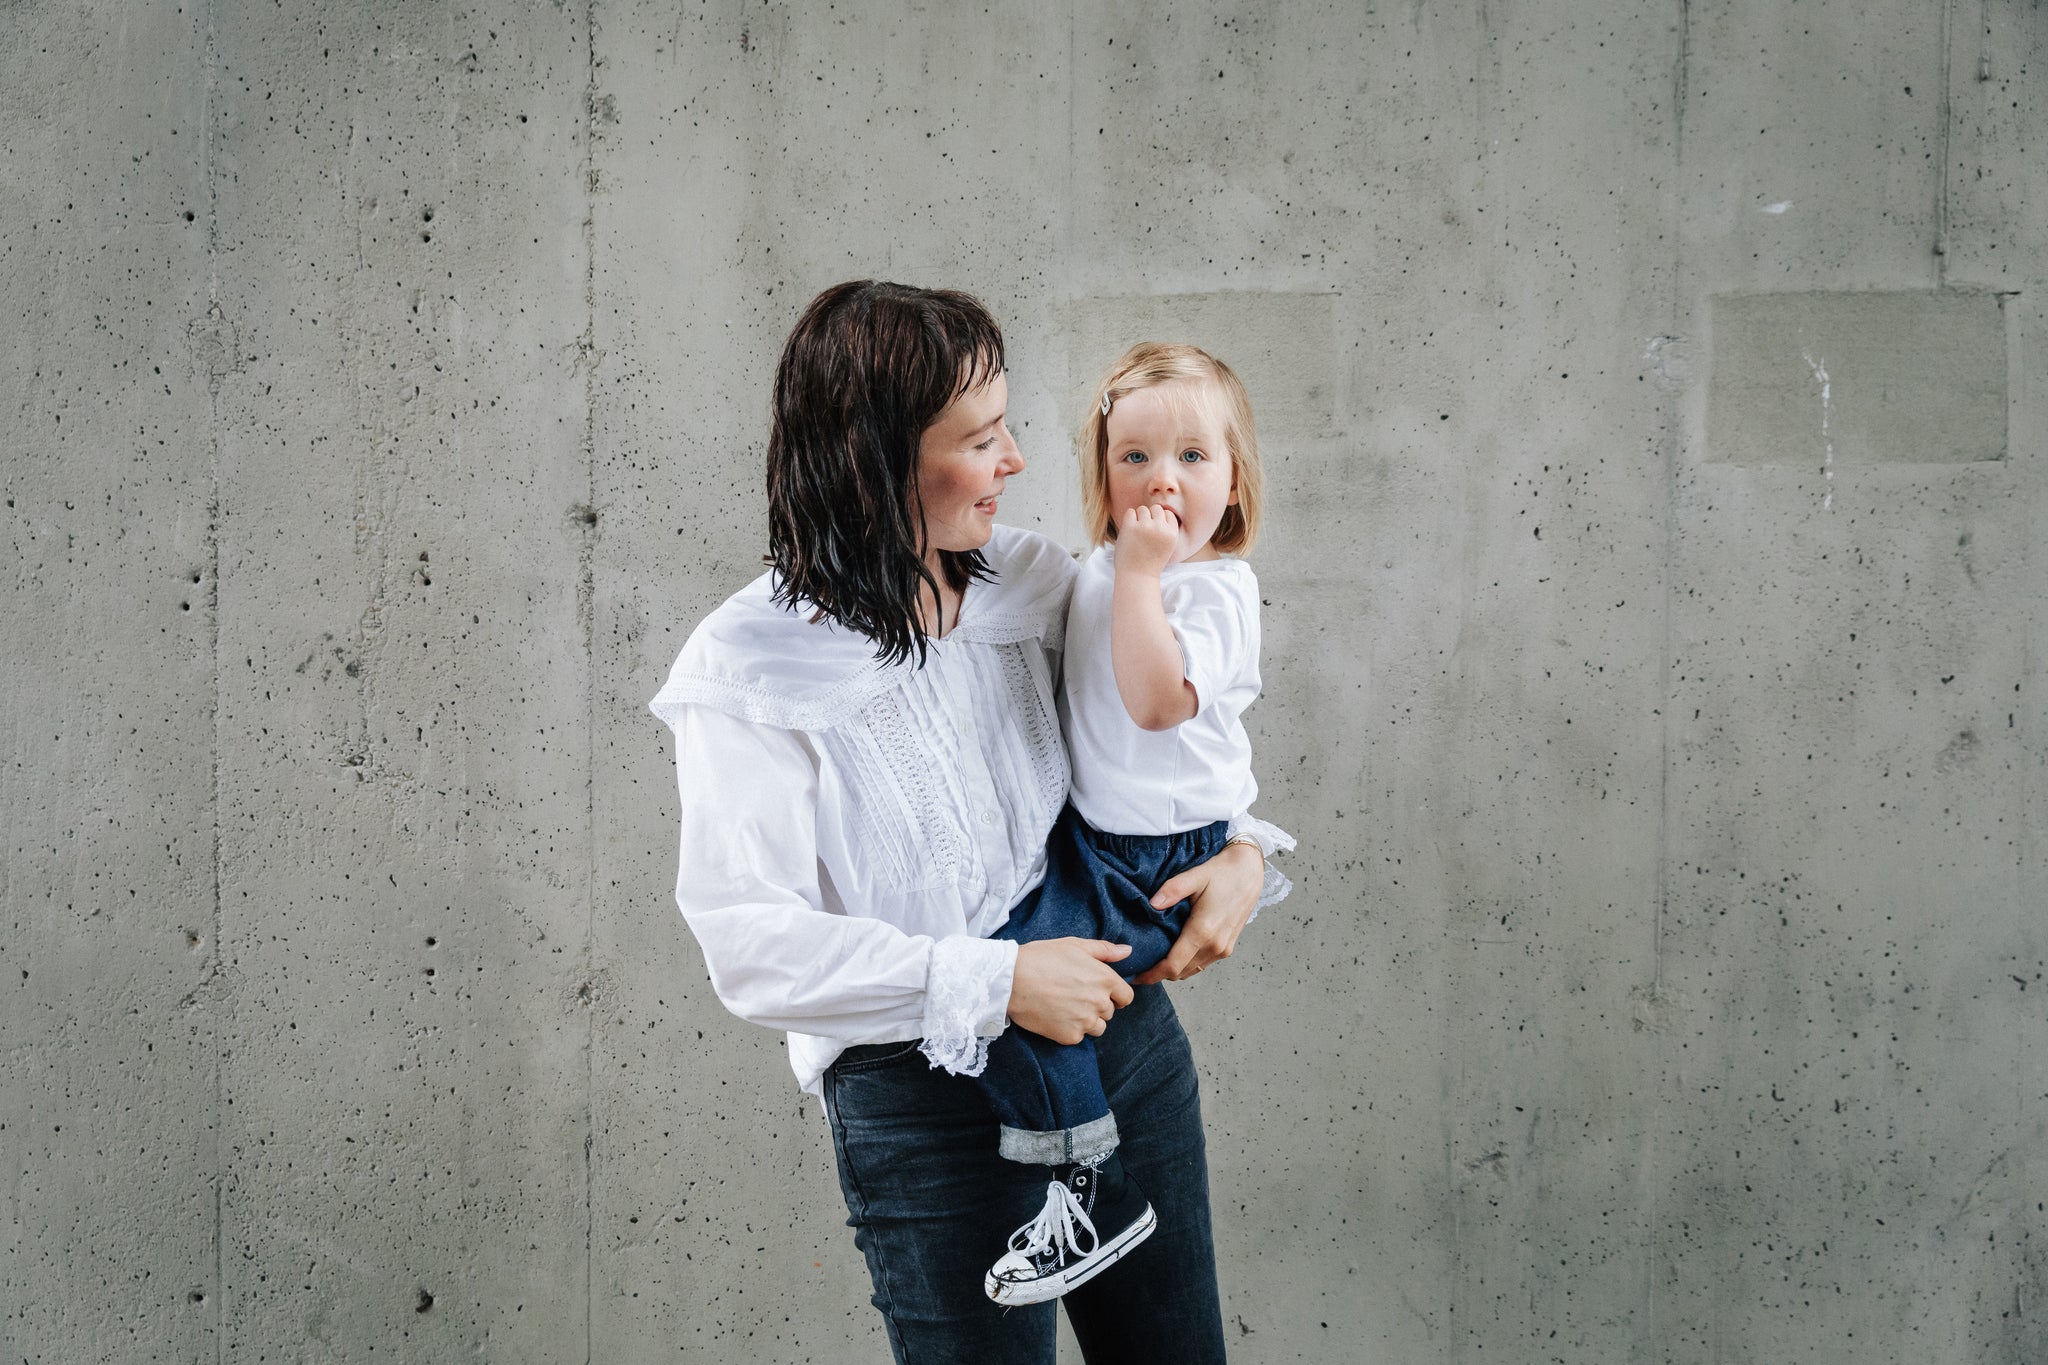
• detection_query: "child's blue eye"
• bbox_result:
[1179,449,1205,463]
[1120,450,1147,464]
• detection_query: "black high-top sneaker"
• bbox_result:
[984,1150,1157,1305]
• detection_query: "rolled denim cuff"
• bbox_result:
[997,1113,1120,1166]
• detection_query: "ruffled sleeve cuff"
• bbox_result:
[1225,812,1296,860]
[918,935,1019,1077]
[1226,813,1297,921]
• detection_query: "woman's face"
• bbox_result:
[915,370,1022,562]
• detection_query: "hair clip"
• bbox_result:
[1100,392,1113,416]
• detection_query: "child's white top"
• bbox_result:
[1061,544,1262,836]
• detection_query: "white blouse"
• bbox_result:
[651,525,1291,1095]
[651,526,1074,1093]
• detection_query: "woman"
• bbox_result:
[649,281,1283,1363]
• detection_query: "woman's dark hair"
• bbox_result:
[766,280,1005,667]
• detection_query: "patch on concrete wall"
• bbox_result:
[186,301,243,393]
[1060,293,1335,440]
[1707,291,2007,465]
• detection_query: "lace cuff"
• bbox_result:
[918,935,1018,1078]
[1225,812,1296,860]
[1250,863,1293,921]
[1225,813,1296,923]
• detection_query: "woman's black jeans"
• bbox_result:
[822,982,1228,1364]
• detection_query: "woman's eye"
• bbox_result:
[975,436,999,451]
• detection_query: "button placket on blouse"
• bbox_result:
[942,644,1012,912]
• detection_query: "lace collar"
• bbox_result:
[650,524,1075,733]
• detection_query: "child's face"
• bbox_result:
[1102,380,1237,564]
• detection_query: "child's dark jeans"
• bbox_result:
[976,803,1229,1164]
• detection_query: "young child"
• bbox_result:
[977,342,1288,1305]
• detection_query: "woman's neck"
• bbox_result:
[919,556,963,639]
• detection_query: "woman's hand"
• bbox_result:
[1132,841,1264,984]
[1008,938,1135,1045]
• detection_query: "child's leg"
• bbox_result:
[978,809,1234,1159]
[979,808,1123,1163]
[974,1022,1117,1163]
[977,813,1149,1305]
[975,810,1232,1305]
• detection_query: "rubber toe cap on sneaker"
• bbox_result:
[986,1247,1053,1299]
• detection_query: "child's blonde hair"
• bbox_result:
[1078,342,1263,554]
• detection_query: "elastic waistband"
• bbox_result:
[1074,812,1229,864]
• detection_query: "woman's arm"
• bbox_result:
[671,703,1138,1057]
[671,704,1013,1044]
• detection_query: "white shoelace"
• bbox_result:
[1010,1180,1100,1263]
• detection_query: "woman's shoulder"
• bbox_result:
[956,525,1078,647]
[649,572,892,732]
[983,524,1079,591]
[648,527,1080,730]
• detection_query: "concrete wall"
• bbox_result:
[4,2,2041,1361]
